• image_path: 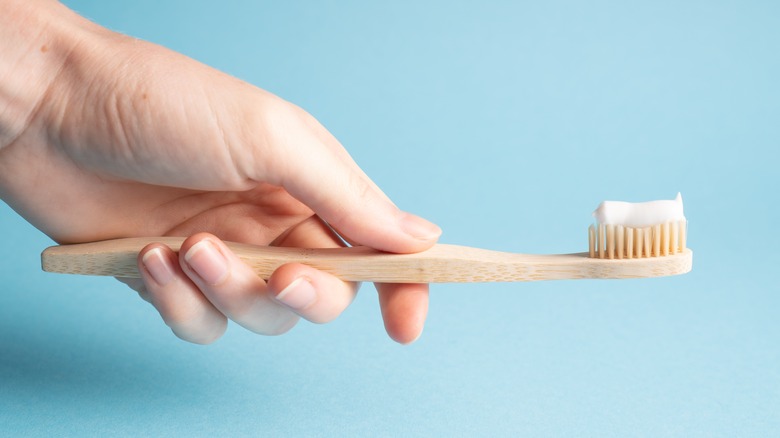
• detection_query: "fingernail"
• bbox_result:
[400,212,441,241]
[184,240,228,285]
[275,277,317,310]
[142,247,175,286]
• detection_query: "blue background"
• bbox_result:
[2,1,778,436]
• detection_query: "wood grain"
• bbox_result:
[41,237,693,283]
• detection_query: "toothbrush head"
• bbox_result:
[588,194,687,259]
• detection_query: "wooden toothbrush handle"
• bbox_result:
[41,237,693,283]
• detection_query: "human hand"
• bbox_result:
[0,1,440,344]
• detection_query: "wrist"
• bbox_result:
[0,0,93,151]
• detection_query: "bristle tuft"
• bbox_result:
[589,221,687,259]
[588,225,596,258]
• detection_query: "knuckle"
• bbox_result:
[166,312,227,345]
[171,320,226,345]
[244,312,299,336]
[308,313,338,325]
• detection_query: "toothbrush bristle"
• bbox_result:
[588,220,687,259]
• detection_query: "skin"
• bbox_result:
[0,0,440,344]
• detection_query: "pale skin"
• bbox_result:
[0,0,441,344]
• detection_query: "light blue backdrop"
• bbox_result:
[2,1,778,436]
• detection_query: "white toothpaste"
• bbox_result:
[592,193,685,228]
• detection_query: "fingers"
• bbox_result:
[137,244,227,344]
[176,227,357,331]
[137,220,428,344]
[377,283,430,344]
[137,228,429,344]
[137,235,297,342]
[136,223,360,344]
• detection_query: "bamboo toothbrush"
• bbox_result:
[41,196,692,283]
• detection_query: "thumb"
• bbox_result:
[259,103,441,254]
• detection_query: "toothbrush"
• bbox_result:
[41,195,692,282]
[41,236,692,283]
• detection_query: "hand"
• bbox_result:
[0,1,440,344]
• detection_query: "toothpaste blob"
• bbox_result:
[592,193,685,228]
